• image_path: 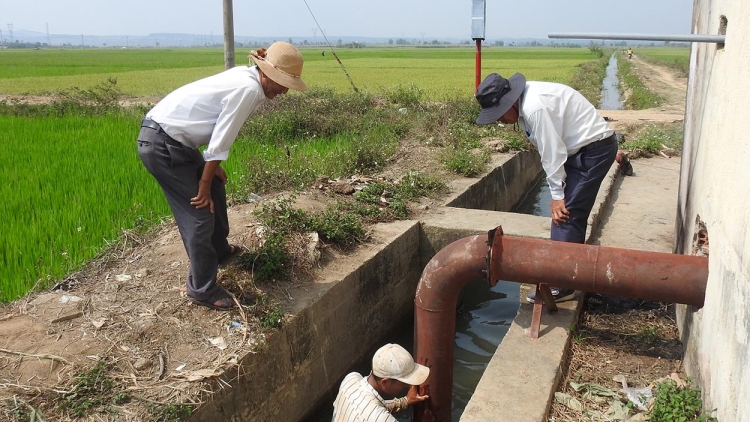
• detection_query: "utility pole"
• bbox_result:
[312,27,318,44]
[81,34,84,48]
[126,36,129,47]
[0,29,4,46]
[7,23,13,45]
[46,23,51,46]
[222,0,235,69]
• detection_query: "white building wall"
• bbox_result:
[676,1,750,421]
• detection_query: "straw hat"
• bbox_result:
[250,42,307,92]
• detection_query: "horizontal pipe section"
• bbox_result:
[413,235,488,422]
[548,32,726,43]
[488,232,708,307]
[415,228,708,421]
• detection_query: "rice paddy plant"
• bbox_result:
[0,47,598,100]
[0,113,169,302]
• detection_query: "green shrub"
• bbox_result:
[441,146,490,177]
[650,379,717,422]
[385,84,425,109]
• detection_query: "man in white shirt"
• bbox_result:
[475,73,618,304]
[137,42,307,310]
[332,343,430,422]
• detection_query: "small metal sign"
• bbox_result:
[471,0,486,40]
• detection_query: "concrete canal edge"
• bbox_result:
[189,152,621,422]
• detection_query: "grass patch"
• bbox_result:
[147,403,193,422]
[650,379,717,422]
[56,359,130,418]
[256,295,286,329]
[621,122,683,157]
[617,52,664,109]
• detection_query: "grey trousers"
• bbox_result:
[137,123,232,301]
[550,133,618,244]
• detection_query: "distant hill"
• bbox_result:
[5,29,685,49]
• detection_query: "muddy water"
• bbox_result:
[600,53,623,110]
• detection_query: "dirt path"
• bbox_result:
[597,54,688,130]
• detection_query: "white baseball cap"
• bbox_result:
[372,344,430,385]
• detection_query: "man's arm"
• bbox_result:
[525,110,570,225]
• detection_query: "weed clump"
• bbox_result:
[56,359,130,418]
[147,403,193,422]
[621,122,683,157]
[650,379,717,422]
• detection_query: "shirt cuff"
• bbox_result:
[203,150,229,162]
[549,184,565,200]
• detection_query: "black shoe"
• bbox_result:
[526,288,576,304]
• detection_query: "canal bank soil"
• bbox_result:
[0,57,688,421]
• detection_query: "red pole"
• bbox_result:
[475,39,482,90]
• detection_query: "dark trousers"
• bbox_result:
[137,123,232,301]
[550,134,618,244]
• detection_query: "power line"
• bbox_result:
[302,0,359,93]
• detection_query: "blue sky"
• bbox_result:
[6,0,693,40]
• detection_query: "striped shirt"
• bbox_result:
[331,373,398,422]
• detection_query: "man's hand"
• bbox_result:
[191,160,222,213]
[191,179,214,213]
[550,199,569,226]
[406,385,429,406]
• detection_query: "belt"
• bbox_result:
[141,118,163,132]
[580,133,617,152]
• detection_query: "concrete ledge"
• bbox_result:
[461,293,583,422]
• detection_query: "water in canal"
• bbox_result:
[600,53,623,110]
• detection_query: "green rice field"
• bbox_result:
[0,46,605,302]
[0,47,597,98]
[1,113,170,301]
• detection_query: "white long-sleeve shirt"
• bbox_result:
[517,81,614,200]
[147,66,266,162]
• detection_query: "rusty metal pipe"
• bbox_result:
[487,229,707,306]
[414,228,708,422]
[413,235,488,422]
